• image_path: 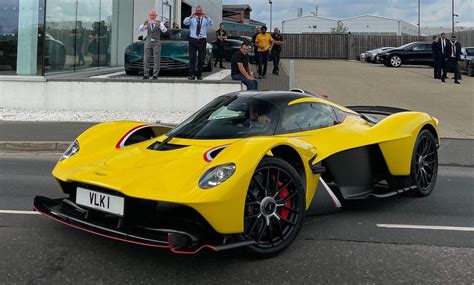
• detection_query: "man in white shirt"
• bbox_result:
[139,9,167,79]
[183,6,213,80]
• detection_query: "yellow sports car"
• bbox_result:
[34,90,439,257]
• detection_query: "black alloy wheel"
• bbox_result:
[411,130,438,196]
[243,157,305,257]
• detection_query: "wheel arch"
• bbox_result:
[270,145,306,192]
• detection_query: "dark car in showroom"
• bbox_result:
[211,38,255,62]
[378,42,433,68]
[124,29,213,76]
[0,32,66,71]
[460,47,474,77]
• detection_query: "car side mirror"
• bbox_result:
[138,35,143,41]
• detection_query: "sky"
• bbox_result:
[222,0,474,29]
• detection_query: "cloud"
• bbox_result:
[223,0,473,28]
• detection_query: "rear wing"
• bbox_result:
[345,106,410,124]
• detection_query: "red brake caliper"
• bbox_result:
[277,181,291,220]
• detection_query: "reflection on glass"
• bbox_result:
[77,0,100,69]
[0,0,19,75]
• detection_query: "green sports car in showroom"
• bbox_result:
[124,29,213,76]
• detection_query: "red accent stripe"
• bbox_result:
[115,124,148,149]
[34,207,220,254]
[34,206,169,249]
[203,145,229,162]
[167,234,219,254]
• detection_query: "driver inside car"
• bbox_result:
[249,104,272,125]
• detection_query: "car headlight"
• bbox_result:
[199,163,236,189]
[125,47,138,55]
[60,140,80,161]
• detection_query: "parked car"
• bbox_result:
[366,47,395,63]
[460,47,474,77]
[378,42,433,67]
[0,32,66,71]
[124,29,213,76]
[211,38,255,62]
[228,35,253,45]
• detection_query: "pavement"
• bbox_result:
[0,154,472,283]
[282,59,474,139]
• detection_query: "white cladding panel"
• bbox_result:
[282,16,338,33]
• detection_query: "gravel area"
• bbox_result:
[0,108,191,125]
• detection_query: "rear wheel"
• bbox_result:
[394,130,438,196]
[243,157,305,258]
[467,62,474,77]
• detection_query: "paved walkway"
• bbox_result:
[282,59,474,139]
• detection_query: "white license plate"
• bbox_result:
[76,187,124,216]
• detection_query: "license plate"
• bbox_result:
[76,187,124,216]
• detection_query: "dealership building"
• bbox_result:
[0,0,222,77]
[0,0,241,114]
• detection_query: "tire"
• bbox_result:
[467,62,474,77]
[389,55,402,68]
[243,157,305,258]
[394,130,438,197]
[125,69,138,76]
[203,54,213,72]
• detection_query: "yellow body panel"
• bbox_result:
[52,100,439,235]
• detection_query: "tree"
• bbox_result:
[331,21,349,33]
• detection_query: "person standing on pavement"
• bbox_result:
[438,32,451,82]
[445,35,462,84]
[231,43,258,90]
[215,23,227,68]
[271,27,284,75]
[183,6,213,80]
[252,26,261,64]
[255,26,273,79]
[139,9,167,80]
[432,35,442,79]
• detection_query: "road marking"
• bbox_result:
[0,210,39,215]
[203,69,231,81]
[377,224,474,232]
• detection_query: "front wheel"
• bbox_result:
[410,130,438,196]
[243,157,305,258]
[389,55,402,67]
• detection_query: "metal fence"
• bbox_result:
[232,30,474,60]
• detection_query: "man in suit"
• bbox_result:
[445,35,462,84]
[431,35,442,79]
[139,9,168,80]
[183,6,213,80]
[438,32,451,82]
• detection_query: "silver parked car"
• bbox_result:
[460,47,474,77]
[365,47,395,63]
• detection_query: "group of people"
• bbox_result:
[230,25,285,90]
[139,6,212,80]
[432,33,462,84]
[139,6,284,89]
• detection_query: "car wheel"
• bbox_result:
[468,62,474,77]
[243,157,305,257]
[203,55,213,72]
[389,55,402,67]
[125,69,138,76]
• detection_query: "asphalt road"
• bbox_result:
[0,153,473,283]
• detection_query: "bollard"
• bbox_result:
[289,60,295,89]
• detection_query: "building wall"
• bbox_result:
[282,16,338,34]
[223,20,257,33]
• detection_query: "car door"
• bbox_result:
[459,48,467,70]
[405,43,430,64]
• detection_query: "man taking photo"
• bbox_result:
[183,6,213,80]
[271,27,284,75]
[139,9,167,80]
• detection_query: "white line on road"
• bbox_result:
[0,210,39,215]
[377,224,474,232]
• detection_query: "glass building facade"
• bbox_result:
[0,0,134,76]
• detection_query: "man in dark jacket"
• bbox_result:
[438,32,452,82]
[445,35,462,84]
[431,35,442,79]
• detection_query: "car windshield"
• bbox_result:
[398,43,413,49]
[465,48,474,56]
[162,29,190,41]
[167,96,280,139]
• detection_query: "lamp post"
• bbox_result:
[452,0,458,34]
[417,0,421,37]
[269,0,273,31]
